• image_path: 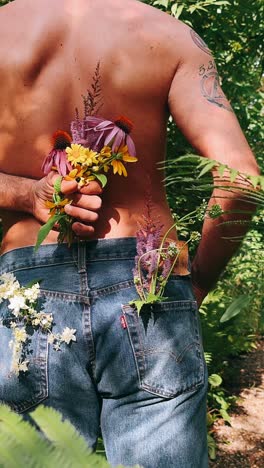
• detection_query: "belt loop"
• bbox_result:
[77,240,89,296]
[77,240,87,274]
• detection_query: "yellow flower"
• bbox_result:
[45,198,71,216]
[66,144,87,166]
[84,149,99,167]
[64,165,85,182]
[118,145,138,163]
[111,160,127,177]
[100,146,112,158]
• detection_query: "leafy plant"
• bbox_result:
[0,404,139,468]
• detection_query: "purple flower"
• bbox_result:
[71,114,136,155]
[134,202,164,293]
[41,149,73,176]
[160,256,173,281]
[41,130,73,176]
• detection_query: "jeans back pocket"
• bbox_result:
[122,300,205,398]
[0,312,49,413]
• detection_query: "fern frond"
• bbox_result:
[0,405,52,467]
[30,406,95,466]
[0,432,24,468]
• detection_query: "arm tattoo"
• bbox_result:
[190,29,211,56]
[199,61,234,113]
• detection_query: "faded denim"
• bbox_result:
[0,238,208,468]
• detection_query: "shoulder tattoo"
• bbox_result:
[198,61,233,113]
[190,29,211,55]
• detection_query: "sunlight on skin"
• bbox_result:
[0,108,17,130]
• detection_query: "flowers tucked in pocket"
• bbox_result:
[122,300,205,398]
[0,273,76,375]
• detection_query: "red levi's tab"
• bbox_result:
[120,315,127,329]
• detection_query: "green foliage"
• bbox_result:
[94,173,108,188]
[199,225,263,367]
[53,176,62,194]
[35,214,64,251]
[207,433,217,461]
[144,0,264,444]
[220,294,251,323]
[144,0,263,166]
[0,405,137,468]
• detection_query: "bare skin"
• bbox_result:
[0,0,259,303]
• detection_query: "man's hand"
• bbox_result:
[31,172,102,237]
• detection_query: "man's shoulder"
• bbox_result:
[131,2,195,63]
[130,1,190,40]
[0,0,68,73]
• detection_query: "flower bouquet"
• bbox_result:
[36,64,137,249]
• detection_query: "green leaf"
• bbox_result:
[220,294,251,323]
[54,176,63,194]
[153,0,169,7]
[146,292,160,303]
[30,406,93,466]
[94,173,108,188]
[208,374,223,387]
[25,278,42,288]
[129,300,145,315]
[207,434,216,460]
[217,164,227,177]
[53,193,62,204]
[197,161,217,178]
[216,396,229,410]
[219,408,231,423]
[248,175,260,189]
[0,404,52,466]
[35,215,63,251]
[229,168,239,182]
[171,3,184,18]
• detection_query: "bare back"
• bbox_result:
[0,0,186,252]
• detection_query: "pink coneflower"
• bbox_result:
[78,115,136,155]
[42,130,73,176]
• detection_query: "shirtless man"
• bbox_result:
[0,1,259,467]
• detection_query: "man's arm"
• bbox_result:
[0,173,34,214]
[168,28,260,302]
[0,171,102,236]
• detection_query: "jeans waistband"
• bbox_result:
[0,238,138,274]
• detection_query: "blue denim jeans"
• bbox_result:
[0,238,208,468]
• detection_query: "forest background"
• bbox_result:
[0,0,263,460]
[141,0,264,437]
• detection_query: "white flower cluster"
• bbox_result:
[0,272,20,303]
[0,273,76,375]
[48,327,77,351]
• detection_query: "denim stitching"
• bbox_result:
[6,332,49,413]
[121,305,142,385]
[40,289,90,305]
[123,305,146,384]
[143,342,201,363]
[91,280,135,298]
[121,300,197,313]
[83,304,96,375]
[191,304,205,381]
[122,301,205,398]
[0,260,74,275]
[141,378,204,399]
